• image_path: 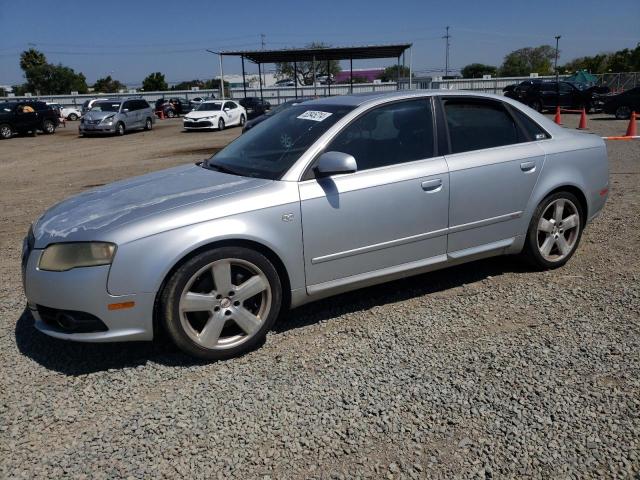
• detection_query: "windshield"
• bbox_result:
[91,102,121,112]
[197,102,223,111]
[205,103,354,180]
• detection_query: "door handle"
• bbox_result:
[421,178,443,193]
[520,161,536,172]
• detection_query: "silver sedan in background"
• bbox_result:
[22,91,609,360]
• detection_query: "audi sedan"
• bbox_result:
[22,91,609,360]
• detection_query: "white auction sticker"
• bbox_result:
[297,110,333,122]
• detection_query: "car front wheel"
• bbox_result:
[115,122,125,136]
[218,118,225,131]
[144,117,153,130]
[68,113,78,121]
[160,246,282,360]
[522,192,583,269]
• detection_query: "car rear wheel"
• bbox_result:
[166,109,175,118]
[239,115,246,126]
[530,100,543,112]
[615,105,631,120]
[0,124,12,139]
[522,192,583,269]
[68,113,78,121]
[160,247,282,360]
[42,120,56,134]
[218,118,225,131]
[115,122,125,136]
[144,117,153,130]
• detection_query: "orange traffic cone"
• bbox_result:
[625,111,637,137]
[159,109,165,120]
[554,106,562,125]
[577,108,587,130]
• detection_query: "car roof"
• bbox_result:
[300,90,520,107]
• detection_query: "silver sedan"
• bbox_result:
[22,91,609,359]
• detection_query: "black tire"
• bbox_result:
[68,113,78,121]
[42,119,56,134]
[218,118,225,131]
[530,100,543,112]
[239,115,246,127]
[144,117,153,131]
[160,246,283,360]
[521,191,584,270]
[115,122,125,136]
[0,123,12,140]
[615,105,631,120]
[166,109,176,118]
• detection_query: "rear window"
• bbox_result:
[510,107,550,141]
[444,99,520,154]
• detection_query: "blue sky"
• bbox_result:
[1,0,638,86]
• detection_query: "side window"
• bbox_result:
[559,83,573,94]
[444,99,519,153]
[510,107,550,141]
[224,101,236,110]
[325,99,434,171]
[122,101,131,111]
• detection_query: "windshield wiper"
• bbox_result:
[205,161,242,176]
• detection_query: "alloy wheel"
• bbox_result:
[0,125,11,139]
[178,258,271,350]
[536,198,580,262]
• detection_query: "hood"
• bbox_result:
[83,110,118,121]
[33,164,270,247]
[185,110,222,120]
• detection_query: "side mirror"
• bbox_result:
[314,151,357,178]
[122,108,129,113]
[224,107,230,112]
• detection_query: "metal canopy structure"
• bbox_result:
[218,43,412,100]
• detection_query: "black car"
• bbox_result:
[238,97,271,119]
[0,101,60,139]
[504,81,608,112]
[242,98,311,133]
[154,97,194,118]
[602,87,640,119]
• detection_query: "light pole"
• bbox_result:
[206,49,225,100]
[554,35,561,109]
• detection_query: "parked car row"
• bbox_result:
[503,80,609,113]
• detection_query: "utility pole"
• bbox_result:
[443,26,451,78]
[260,33,266,50]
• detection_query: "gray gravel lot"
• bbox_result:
[0,114,638,478]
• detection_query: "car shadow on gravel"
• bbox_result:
[15,256,529,375]
[274,256,529,334]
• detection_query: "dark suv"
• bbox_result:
[154,97,194,118]
[0,101,60,139]
[238,97,271,119]
[504,81,608,112]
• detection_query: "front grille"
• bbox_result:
[184,121,212,128]
[37,305,108,333]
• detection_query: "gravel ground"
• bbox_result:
[0,114,638,478]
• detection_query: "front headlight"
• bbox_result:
[39,242,116,272]
[101,115,115,124]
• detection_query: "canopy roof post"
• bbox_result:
[258,63,263,102]
[327,60,331,97]
[241,55,247,99]
[350,58,353,94]
[294,61,298,99]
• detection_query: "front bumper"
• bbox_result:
[23,248,155,342]
[79,122,116,134]
[183,120,217,129]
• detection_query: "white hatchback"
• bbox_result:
[183,100,246,131]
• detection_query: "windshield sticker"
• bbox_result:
[297,110,333,122]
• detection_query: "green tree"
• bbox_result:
[16,48,88,94]
[142,72,168,91]
[561,44,640,74]
[500,46,556,76]
[171,79,205,91]
[377,65,411,82]
[461,63,498,78]
[93,75,126,93]
[275,42,341,86]
[19,48,47,72]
